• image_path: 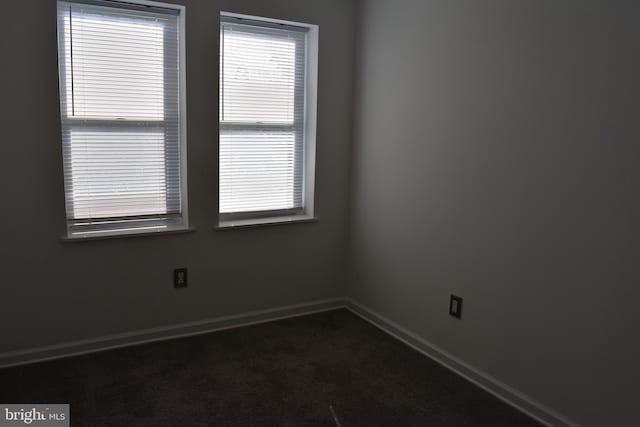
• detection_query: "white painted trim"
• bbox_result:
[344,299,581,427]
[0,295,581,427]
[177,0,189,230]
[62,225,195,242]
[220,11,316,30]
[303,24,319,218]
[216,215,318,230]
[112,0,184,10]
[0,298,345,369]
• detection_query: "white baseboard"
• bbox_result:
[344,298,580,427]
[0,295,579,427]
[0,297,345,369]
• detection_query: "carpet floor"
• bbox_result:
[0,309,542,426]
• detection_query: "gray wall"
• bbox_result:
[348,1,639,426]
[0,0,355,352]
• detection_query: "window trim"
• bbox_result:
[217,12,319,229]
[57,0,189,240]
[216,215,318,231]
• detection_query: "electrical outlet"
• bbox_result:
[449,295,462,319]
[174,268,188,288]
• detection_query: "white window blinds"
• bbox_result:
[57,0,186,236]
[219,16,308,218]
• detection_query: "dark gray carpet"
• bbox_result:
[0,309,542,426]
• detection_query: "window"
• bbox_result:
[219,13,318,226]
[57,0,187,238]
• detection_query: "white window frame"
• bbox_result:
[56,0,189,240]
[217,12,319,229]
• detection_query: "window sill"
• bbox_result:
[215,215,318,230]
[61,225,196,242]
